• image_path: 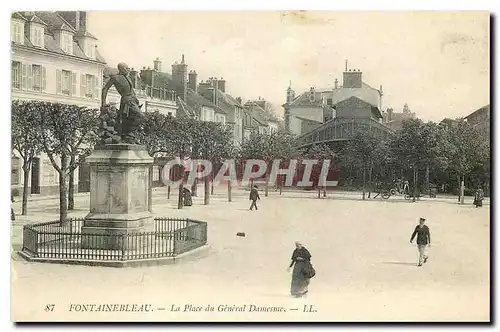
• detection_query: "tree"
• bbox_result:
[240,131,267,189]
[342,129,381,200]
[11,100,43,215]
[37,102,99,224]
[304,143,335,198]
[445,119,487,204]
[191,121,234,205]
[168,117,196,209]
[67,109,99,210]
[138,111,175,202]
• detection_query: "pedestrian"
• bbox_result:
[473,186,484,208]
[11,193,15,221]
[249,185,260,211]
[410,217,431,267]
[287,241,314,297]
[403,180,410,195]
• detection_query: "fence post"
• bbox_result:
[34,230,39,258]
[121,234,126,261]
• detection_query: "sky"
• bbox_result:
[87,11,490,122]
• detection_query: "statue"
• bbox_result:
[101,62,144,145]
[97,104,121,147]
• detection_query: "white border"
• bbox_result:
[3,1,498,331]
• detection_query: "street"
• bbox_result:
[11,188,490,322]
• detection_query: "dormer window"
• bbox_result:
[31,26,44,47]
[11,20,24,44]
[61,32,73,54]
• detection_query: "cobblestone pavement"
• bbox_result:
[11,187,490,322]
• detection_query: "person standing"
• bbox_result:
[474,186,484,208]
[288,242,313,297]
[410,218,431,267]
[249,185,260,211]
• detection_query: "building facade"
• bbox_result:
[11,11,178,196]
[382,103,417,131]
[283,63,384,136]
[465,104,490,142]
[11,11,107,196]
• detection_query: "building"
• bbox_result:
[283,62,384,136]
[382,103,417,131]
[198,77,245,145]
[243,98,281,136]
[465,104,490,142]
[11,11,107,196]
[439,117,460,130]
[11,11,178,196]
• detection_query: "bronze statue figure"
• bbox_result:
[101,62,144,145]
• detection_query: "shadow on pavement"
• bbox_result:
[382,262,417,266]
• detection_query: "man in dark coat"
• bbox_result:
[410,217,431,267]
[249,185,260,211]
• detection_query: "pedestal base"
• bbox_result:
[82,144,154,250]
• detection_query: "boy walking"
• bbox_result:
[410,217,431,267]
[249,185,260,211]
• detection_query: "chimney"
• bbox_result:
[171,54,188,101]
[217,78,226,93]
[188,70,198,92]
[236,97,242,105]
[309,87,315,102]
[334,78,339,89]
[154,57,162,72]
[343,67,362,88]
[387,108,393,122]
[75,12,80,30]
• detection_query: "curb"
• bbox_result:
[16,244,211,268]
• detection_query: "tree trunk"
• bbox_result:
[279,178,283,195]
[204,176,210,205]
[457,174,461,202]
[265,173,269,197]
[68,168,75,210]
[58,154,69,226]
[460,174,465,204]
[367,165,373,198]
[228,181,232,202]
[323,186,326,198]
[177,165,184,209]
[191,178,197,197]
[167,185,171,199]
[211,167,215,195]
[412,165,418,203]
[318,186,321,199]
[426,164,430,198]
[21,163,30,215]
[148,164,153,212]
[362,166,366,200]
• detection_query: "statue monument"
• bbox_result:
[81,63,153,250]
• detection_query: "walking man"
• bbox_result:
[249,185,260,211]
[410,217,431,267]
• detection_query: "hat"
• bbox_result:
[254,185,258,188]
[419,217,426,222]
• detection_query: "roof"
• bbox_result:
[12,11,105,64]
[288,82,381,108]
[33,11,75,33]
[295,116,322,124]
[465,104,490,120]
[334,95,383,119]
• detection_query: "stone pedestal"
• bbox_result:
[81,144,154,250]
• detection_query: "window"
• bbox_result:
[11,21,23,44]
[11,157,20,185]
[32,65,42,91]
[61,33,73,54]
[31,27,43,47]
[87,42,96,59]
[11,61,21,89]
[61,70,72,95]
[327,98,333,106]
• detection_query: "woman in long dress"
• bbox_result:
[288,241,312,297]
